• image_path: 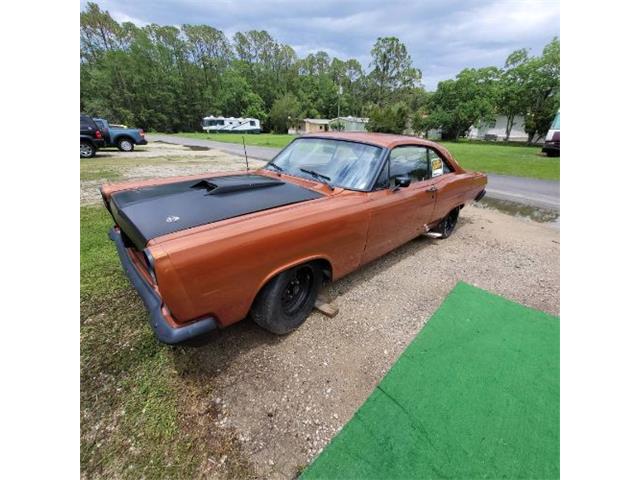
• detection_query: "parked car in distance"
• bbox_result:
[101,132,488,344]
[542,111,560,157]
[80,114,105,158]
[93,118,147,152]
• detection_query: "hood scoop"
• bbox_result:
[191,175,284,195]
[109,173,323,249]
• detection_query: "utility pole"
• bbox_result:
[337,85,343,130]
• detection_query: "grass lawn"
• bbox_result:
[80,206,251,479]
[441,141,559,180]
[174,131,294,148]
[167,132,559,180]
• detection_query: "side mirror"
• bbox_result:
[392,175,411,191]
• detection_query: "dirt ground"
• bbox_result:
[81,141,559,479]
[80,141,264,205]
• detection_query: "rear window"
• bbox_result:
[80,115,95,129]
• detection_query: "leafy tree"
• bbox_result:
[213,68,266,121]
[269,93,301,133]
[497,48,531,140]
[496,38,560,142]
[425,67,500,140]
[522,38,560,143]
[80,3,558,138]
[366,103,409,134]
[368,37,421,104]
[182,24,233,91]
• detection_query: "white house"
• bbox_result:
[467,115,528,141]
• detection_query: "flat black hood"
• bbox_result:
[109,174,323,249]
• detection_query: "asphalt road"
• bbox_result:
[148,133,560,210]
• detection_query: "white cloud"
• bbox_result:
[83,0,560,89]
[109,10,148,27]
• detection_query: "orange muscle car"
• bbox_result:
[101,132,487,343]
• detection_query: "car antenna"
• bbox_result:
[242,136,249,172]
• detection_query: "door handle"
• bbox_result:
[426,186,438,192]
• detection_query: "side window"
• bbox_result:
[80,116,93,130]
[389,146,429,183]
[427,148,452,177]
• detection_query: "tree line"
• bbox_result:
[81,2,559,143]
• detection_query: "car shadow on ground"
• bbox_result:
[169,217,471,381]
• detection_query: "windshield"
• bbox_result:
[551,112,560,130]
[267,138,385,190]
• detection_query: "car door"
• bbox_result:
[361,145,437,264]
[424,147,465,223]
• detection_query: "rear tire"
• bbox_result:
[251,263,322,335]
[117,137,135,152]
[80,141,96,158]
[435,207,460,239]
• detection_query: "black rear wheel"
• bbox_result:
[80,141,96,158]
[436,207,460,239]
[251,263,322,335]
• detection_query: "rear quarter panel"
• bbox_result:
[111,128,142,144]
[431,171,487,222]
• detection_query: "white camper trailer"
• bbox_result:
[201,116,261,134]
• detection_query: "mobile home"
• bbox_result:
[202,116,261,133]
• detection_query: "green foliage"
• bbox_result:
[80,4,424,132]
[496,38,560,142]
[422,38,559,142]
[269,93,301,134]
[424,67,500,140]
[523,37,560,143]
[80,3,559,141]
[368,37,421,104]
[214,67,266,122]
[366,103,409,134]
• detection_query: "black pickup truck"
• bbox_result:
[80,114,105,158]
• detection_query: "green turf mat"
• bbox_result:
[301,282,559,480]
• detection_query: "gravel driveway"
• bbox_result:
[82,141,559,479]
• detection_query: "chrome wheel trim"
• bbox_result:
[80,143,93,157]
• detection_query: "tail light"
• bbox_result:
[95,129,103,139]
[139,129,145,137]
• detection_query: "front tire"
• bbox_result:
[117,137,134,152]
[251,263,322,335]
[435,207,460,239]
[80,141,96,158]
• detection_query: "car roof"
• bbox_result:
[300,131,441,149]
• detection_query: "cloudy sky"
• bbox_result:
[83,0,560,90]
